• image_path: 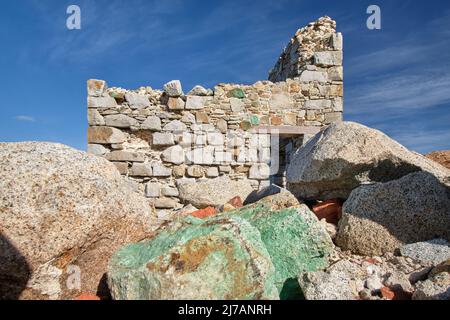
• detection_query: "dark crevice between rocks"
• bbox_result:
[279,278,305,300]
[0,235,31,300]
[96,273,112,300]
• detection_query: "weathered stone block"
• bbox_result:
[207,132,224,146]
[154,197,179,209]
[87,79,107,97]
[299,70,328,83]
[104,114,139,128]
[163,80,183,97]
[153,132,175,146]
[230,98,244,112]
[88,96,117,109]
[186,147,215,165]
[249,163,271,180]
[141,116,162,131]
[324,112,343,124]
[130,163,153,177]
[88,109,105,126]
[163,120,187,132]
[145,183,161,198]
[328,66,343,81]
[161,186,179,197]
[87,144,109,156]
[187,165,204,178]
[106,151,145,162]
[314,51,343,67]
[331,32,343,51]
[304,99,332,110]
[195,111,210,124]
[162,145,185,165]
[185,96,208,110]
[167,97,185,110]
[152,163,172,177]
[125,93,150,109]
[88,126,126,144]
[269,93,292,111]
[206,167,219,178]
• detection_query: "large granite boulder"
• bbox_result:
[287,122,450,200]
[178,176,254,208]
[107,216,279,300]
[226,198,333,300]
[0,142,159,300]
[336,172,450,256]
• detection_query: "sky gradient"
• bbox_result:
[0,0,449,153]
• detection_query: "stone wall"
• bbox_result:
[86,16,343,211]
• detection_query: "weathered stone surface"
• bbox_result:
[87,109,105,126]
[185,147,215,165]
[227,88,245,99]
[152,163,172,177]
[269,93,292,111]
[163,80,183,97]
[88,96,117,109]
[145,183,161,198]
[249,164,270,180]
[400,239,450,266]
[112,162,128,175]
[104,114,138,128]
[141,116,162,131]
[336,172,450,256]
[161,186,179,197]
[87,79,107,97]
[185,96,208,110]
[298,260,364,300]
[188,85,209,96]
[153,132,175,146]
[187,165,204,178]
[107,216,279,300]
[413,272,450,300]
[153,197,179,209]
[87,144,109,156]
[161,145,185,165]
[287,122,450,200]
[206,167,219,178]
[106,151,145,162]
[304,99,331,110]
[167,97,185,110]
[88,126,126,144]
[299,71,328,83]
[191,207,217,219]
[178,176,254,208]
[314,51,343,67]
[426,151,450,170]
[130,163,153,177]
[0,142,158,300]
[163,120,187,132]
[225,199,333,299]
[125,93,150,109]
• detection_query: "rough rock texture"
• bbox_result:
[400,240,450,266]
[107,216,279,300]
[225,195,333,299]
[336,172,450,256]
[287,122,450,200]
[178,176,254,208]
[298,260,365,300]
[426,151,450,170]
[0,142,158,300]
[413,272,450,300]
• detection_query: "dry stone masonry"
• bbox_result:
[86,16,343,210]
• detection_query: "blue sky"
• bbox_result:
[0,0,449,153]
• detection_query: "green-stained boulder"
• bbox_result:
[225,194,334,299]
[107,216,279,300]
[227,88,245,99]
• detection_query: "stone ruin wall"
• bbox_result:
[86,16,343,211]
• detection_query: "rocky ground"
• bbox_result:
[0,121,449,300]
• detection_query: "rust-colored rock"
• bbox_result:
[228,196,243,209]
[74,293,101,301]
[380,287,395,300]
[425,151,450,170]
[191,207,217,219]
[312,199,342,224]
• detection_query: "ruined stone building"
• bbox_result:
[86,16,343,210]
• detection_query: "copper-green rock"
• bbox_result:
[227,88,245,99]
[226,194,334,300]
[107,216,279,300]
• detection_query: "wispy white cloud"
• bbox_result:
[15,115,36,122]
